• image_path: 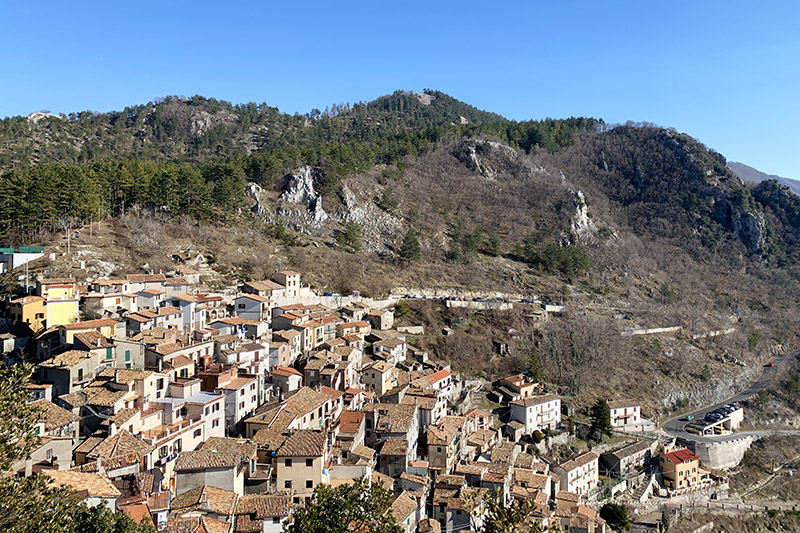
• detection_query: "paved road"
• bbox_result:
[662,350,799,443]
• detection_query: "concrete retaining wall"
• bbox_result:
[682,436,756,470]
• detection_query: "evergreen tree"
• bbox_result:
[590,399,613,438]
[399,228,421,261]
[599,503,630,531]
[525,348,544,383]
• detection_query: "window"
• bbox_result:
[238,304,245,309]
[285,480,292,489]
[285,459,292,467]
[212,418,220,428]
[194,429,202,438]
[306,458,313,467]
[240,402,245,409]
[124,350,131,362]
[306,480,313,489]
[205,407,210,416]
[293,497,300,504]
[437,447,442,453]
[46,448,53,461]
[240,389,245,396]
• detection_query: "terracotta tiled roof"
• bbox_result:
[244,280,283,292]
[372,470,394,490]
[166,516,231,533]
[75,435,104,455]
[218,377,255,391]
[237,293,268,302]
[39,349,91,368]
[339,321,369,329]
[31,399,80,431]
[373,403,417,434]
[148,491,170,511]
[127,274,167,283]
[10,295,45,304]
[351,444,375,461]
[558,451,598,472]
[664,448,699,465]
[97,367,152,383]
[140,289,165,296]
[611,440,652,459]
[275,430,326,457]
[608,399,639,409]
[82,385,129,407]
[120,503,153,527]
[62,318,118,330]
[172,485,238,516]
[43,470,121,497]
[94,279,126,286]
[271,365,302,378]
[88,429,154,461]
[380,438,408,456]
[510,393,560,407]
[236,492,290,519]
[164,277,190,285]
[175,451,242,471]
[40,278,76,285]
[338,410,365,435]
[109,408,138,426]
[167,354,195,368]
[556,490,581,502]
[200,436,257,460]
[373,338,405,348]
[74,331,114,349]
[390,491,418,522]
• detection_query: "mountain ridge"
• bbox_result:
[728,161,800,196]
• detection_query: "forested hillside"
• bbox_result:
[0,90,599,242]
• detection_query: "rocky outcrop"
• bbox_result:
[245,182,269,215]
[572,190,596,238]
[339,183,403,253]
[453,140,520,180]
[713,197,765,251]
[277,166,328,228]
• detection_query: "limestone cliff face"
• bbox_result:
[713,197,765,251]
[276,166,328,230]
[453,139,521,180]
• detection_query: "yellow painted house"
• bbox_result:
[8,295,46,333]
[37,278,80,328]
[46,299,79,328]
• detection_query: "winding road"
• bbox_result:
[662,350,800,444]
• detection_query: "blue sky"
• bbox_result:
[1,1,798,178]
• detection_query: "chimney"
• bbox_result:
[114,369,120,382]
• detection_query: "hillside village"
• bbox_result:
[2,257,771,533]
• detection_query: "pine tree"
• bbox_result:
[525,348,544,383]
[399,228,421,261]
[590,399,612,438]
